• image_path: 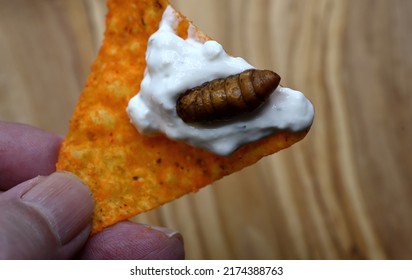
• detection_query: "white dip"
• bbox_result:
[127,6,314,156]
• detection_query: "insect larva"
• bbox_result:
[176,69,281,123]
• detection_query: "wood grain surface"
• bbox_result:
[1,0,411,259]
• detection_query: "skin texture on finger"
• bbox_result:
[0,121,62,191]
[78,221,185,260]
[0,178,59,259]
[0,173,93,259]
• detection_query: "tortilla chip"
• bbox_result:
[56,0,310,233]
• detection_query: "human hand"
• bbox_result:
[0,121,184,259]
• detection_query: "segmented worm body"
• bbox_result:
[176,69,281,123]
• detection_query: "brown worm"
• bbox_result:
[176,69,281,123]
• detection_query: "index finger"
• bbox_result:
[0,121,62,191]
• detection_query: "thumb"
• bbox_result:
[0,172,94,259]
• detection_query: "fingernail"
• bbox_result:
[21,172,94,245]
[148,225,182,239]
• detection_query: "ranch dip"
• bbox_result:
[127,6,314,156]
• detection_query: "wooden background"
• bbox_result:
[1,0,411,259]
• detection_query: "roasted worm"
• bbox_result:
[176,69,281,123]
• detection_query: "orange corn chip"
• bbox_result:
[57,0,310,233]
